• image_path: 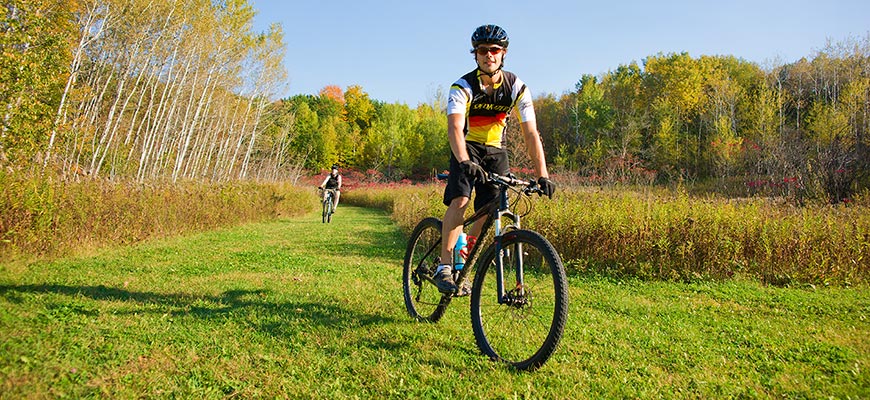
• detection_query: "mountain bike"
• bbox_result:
[402,172,568,371]
[319,188,336,223]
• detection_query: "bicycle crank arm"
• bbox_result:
[415,268,461,296]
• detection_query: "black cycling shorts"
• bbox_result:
[443,141,509,211]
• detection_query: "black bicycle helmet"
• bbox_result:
[331,163,339,170]
[471,24,509,48]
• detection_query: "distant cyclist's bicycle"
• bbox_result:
[319,188,336,223]
[402,172,568,371]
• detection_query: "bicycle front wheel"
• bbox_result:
[321,199,329,223]
[402,217,451,322]
[470,229,568,371]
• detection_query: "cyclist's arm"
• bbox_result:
[446,82,470,162]
[319,175,330,188]
[520,120,549,179]
[337,175,342,190]
[447,113,469,162]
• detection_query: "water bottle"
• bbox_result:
[453,232,467,270]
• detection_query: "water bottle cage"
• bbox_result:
[460,236,477,259]
[453,249,465,270]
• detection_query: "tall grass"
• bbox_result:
[342,183,444,234]
[531,188,869,285]
[342,184,870,286]
[0,171,318,260]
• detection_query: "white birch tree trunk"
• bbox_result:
[45,1,107,171]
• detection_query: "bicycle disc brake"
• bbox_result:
[504,285,531,310]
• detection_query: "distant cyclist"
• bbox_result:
[318,164,342,211]
[434,24,556,294]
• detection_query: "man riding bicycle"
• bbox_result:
[434,24,556,294]
[318,164,342,211]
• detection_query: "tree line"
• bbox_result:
[532,43,869,203]
[260,85,448,181]
[2,1,867,201]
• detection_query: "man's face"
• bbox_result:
[331,168,338,176]
[475,45,505,74]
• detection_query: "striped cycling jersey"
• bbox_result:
[446,69,536,148]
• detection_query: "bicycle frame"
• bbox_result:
[322,189,336,206]
[453,174,529,305]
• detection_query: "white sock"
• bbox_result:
[435,264,451,274]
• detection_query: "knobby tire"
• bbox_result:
[470,229,568,371]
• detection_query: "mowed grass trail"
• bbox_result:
[1,206,867,398]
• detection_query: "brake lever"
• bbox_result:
[523,180,542,196]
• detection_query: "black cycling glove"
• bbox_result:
[460,160,487,182]
[537,177,555,199]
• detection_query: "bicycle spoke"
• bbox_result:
[471,230,568,371]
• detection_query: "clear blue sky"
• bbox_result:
[249,0,868,105]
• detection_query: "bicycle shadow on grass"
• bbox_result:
[0,283,412,352]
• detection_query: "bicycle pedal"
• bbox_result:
[454,280,472,297]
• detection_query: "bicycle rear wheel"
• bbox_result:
[470,229,568,371]
[403,217,451,322]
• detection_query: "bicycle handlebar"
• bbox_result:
[436,172,543,196]
[487,172,543,196]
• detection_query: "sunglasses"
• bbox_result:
[473,46,505,56]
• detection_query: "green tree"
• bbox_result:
[839,76,870,188]
[308,93,345,168]
[285,98,322,168]
[342,85,375,167]
[571,74,615,170]
[601,62,646,171]
[532,94,562,159]
[806,99,853,203]
[649,98,681,177]
[643,52,706,177]
[742,79,780,178]
[410,102,448,176]
[363,102,414,177]
[1,0,74,167]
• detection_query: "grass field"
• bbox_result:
[1,206,867,398]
